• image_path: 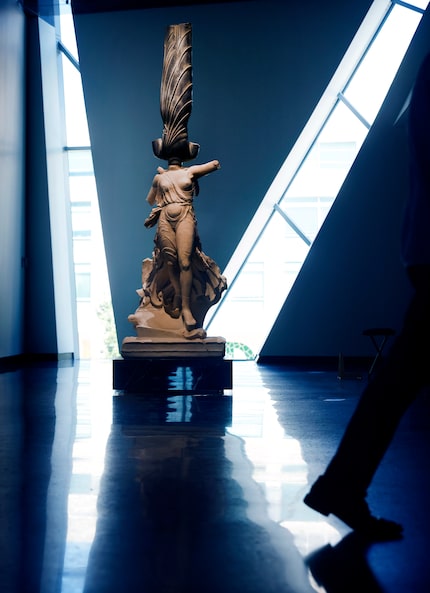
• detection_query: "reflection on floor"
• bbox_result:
[0,359,429,592]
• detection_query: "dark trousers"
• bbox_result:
[323,265,430,497]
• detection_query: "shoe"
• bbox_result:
[305,533,384,593]
[304,476,403,541]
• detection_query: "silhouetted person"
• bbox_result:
[304,52,430,540]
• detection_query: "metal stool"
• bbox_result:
[362,327,395,376]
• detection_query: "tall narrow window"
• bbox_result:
[206,0,428,360]
[58,8,118,359]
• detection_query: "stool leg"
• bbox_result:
[368,336,388,376]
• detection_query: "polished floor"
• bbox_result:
[1,358,429,593]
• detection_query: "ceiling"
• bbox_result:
[22,0,247,17]
[71,0,245,13]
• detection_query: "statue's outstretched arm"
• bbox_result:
[189,160,220,179]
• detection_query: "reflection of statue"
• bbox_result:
[126,23,226,346]
[82,416,304,593]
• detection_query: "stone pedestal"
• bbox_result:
[121,336,226,358]
[115,333,232,395]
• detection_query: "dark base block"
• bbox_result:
[113,356,233,394]
[113,392,232,431]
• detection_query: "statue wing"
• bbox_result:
[159,23,193,150]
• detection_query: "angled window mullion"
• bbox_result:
[337,93,371,129]
[392,0,426,14]
[58,40,80,72]
[273,204,312,246]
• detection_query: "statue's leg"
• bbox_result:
[176,217,197,330]
[158,217,182,314]
[166,261,182,314]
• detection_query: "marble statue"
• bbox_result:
[122,23,227,357]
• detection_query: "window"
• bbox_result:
[58,9,118,359]
[206,0,428,359]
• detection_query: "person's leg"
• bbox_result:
[305,267,430,538]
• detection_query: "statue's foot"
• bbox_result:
[169,295,182,319]
[183,327,207,340]
[182,308,197,331]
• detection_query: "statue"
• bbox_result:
[144,158,222,332]
[122,23,227,356]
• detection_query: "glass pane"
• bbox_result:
[279,101,368,238]
[73,239,91,265]
[68,148,94,174]
[59,8,79,61]
[61,55,90,147]
[75,269,91,299]
[66,150,118,359]
[69,177,96,208]
[207,212,310,357]
[343,4,423,124]
[408,1,429,9]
